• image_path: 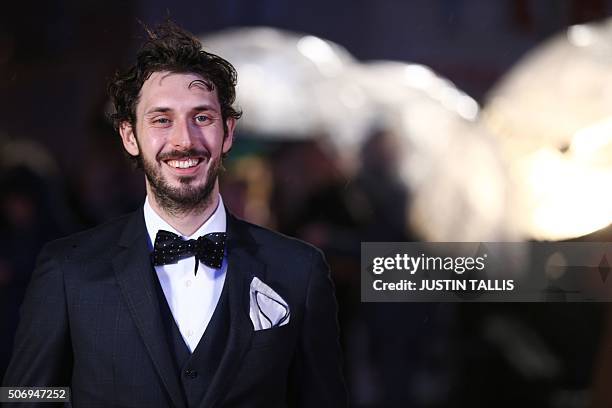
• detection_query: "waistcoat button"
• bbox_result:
[184,369,198,379]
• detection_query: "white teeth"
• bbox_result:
[167,159,199,169]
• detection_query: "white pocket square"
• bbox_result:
[249,277,290,331]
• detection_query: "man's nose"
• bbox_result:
[169,118,196,149]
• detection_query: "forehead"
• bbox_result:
[138,71,220,112]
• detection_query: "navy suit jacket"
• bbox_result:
[2,208,347,407]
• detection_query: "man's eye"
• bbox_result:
[153,118,170,124]
[195,115,209,123]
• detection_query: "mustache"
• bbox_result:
[157,149,210,161]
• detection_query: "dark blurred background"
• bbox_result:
[2,1,612,407]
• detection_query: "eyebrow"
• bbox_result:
[145,107,172,115]
[144,105,219,116]
[192,104,218,113]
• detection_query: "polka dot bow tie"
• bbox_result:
[152,230,227,275]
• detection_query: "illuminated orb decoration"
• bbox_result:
[483,19,612,240]
[348,61,517,241]
[200,27,374,164]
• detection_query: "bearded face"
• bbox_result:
[119,71,235,216]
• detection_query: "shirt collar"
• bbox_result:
[143,194,227,248]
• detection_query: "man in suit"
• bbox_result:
[2,22,347,407]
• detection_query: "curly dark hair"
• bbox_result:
[108,21,242,139]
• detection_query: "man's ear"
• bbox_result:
[222,117,236,154]
[119,122,140,156]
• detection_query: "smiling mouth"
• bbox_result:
[164,158,202,169]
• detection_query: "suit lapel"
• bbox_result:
[199,212,264,408]
[112,209,187,408]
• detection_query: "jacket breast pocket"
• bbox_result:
[249,323,293,349]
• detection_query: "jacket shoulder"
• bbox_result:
[41,211,137,262]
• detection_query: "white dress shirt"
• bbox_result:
[143,195,227,353]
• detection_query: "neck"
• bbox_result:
[146,184,220,237]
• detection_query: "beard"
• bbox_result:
[139,148,222,216]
